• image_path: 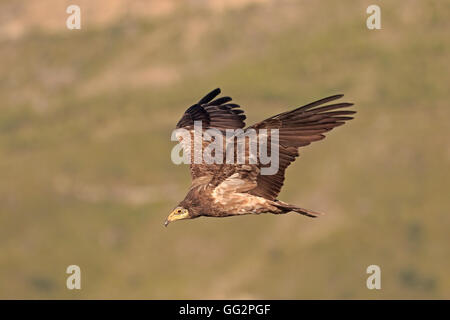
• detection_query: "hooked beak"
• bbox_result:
[164,207,189,227]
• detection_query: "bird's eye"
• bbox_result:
[176,209,182,214]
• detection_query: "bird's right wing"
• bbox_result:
[246,94,355,200]
[209,95,355,199]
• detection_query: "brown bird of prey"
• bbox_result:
[164,88,355,226]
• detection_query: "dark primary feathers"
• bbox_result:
[176,88,246,130]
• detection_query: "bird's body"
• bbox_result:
[165,88,355,226]
[179,175,278,217]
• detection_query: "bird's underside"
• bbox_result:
[165,88,355,226]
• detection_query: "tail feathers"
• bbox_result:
[273,201,323,218]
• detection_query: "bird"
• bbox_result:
[164,88,355,226]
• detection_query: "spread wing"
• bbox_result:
[211,95,355,200]
[174,88,246,182]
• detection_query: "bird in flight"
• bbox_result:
[165,88,355,226]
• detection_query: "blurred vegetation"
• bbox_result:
[0,0,449,299]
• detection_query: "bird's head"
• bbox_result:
[164,206,190,227]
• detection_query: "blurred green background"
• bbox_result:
[1,0,449,299]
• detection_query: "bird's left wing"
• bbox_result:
[174,88,247,182]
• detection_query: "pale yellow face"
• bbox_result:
[164,206,189,227]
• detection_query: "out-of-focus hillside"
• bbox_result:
[0,0,449,299]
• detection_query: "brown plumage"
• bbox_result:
[164,88,355,226]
